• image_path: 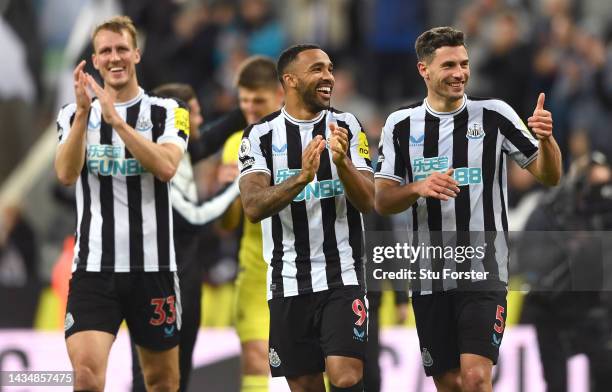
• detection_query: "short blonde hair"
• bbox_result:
[92,15,138,51]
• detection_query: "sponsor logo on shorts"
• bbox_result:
[421,348,433,367]
[164,325,176,338]
[64,312,74,331]
[492,333,502,348]
[269,348,281,368]
[353,327,365,342]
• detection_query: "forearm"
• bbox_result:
[375,181,421,215]
[240,173,308,223]
[55,110,88,185]
[190,108,247,163]
[113,120,180,182]
[535,137,562,186]
[336,159,374,213]
[171,181,240,225]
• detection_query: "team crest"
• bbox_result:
[467,123,484,139]
[421,348,433,367]
[269,348,281,368]
[135,116,153,131]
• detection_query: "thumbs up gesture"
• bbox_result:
[527,93,553,140]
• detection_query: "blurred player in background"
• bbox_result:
[220,55,284,392]
[239,44,374,392]
[55,16,187,392]
[130,83,240,392]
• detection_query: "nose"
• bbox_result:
[110,48,120,62]
[322,68,334,82]
[451,66,463,79]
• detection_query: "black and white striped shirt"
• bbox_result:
[57,88,188,273]
[375,95,539,293]
[239,107,373,299]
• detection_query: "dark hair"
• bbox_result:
[152,83,196,103]
[236,56,279,90]
[276,43,321,85]
[415,27,465,62]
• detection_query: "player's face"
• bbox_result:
[92,29,140,90]
[188,98,203,138]
[421,45,469,102]
[293,49,334,113]
[238,87,281,124]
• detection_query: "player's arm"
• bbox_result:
[85,74,184,182]
[189,108,247,163]
[55,61,90,186]
[329,124,374,213]
[171,181,240,225]
[217,163,243,230]
[525,93,562,186]
[369,111,459,215]
[240,136,326,223]
[374,169,459,215]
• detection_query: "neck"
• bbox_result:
[284,94,322,121]
[426,92,464,113]
[105,78,140,103]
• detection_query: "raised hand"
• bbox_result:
[527,93,553,140]
[85,74,120,126]
[416,168,460,201]
[328,122,349,166]
[73,60,92,112]
[300,135,326,183]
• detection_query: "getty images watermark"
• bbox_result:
[370,242,490,281]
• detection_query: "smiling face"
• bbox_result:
[287,49,334,113]
[418,45,470,106]
[92,29,140,90]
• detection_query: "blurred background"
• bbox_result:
[1,0,612,390]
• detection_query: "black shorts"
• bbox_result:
[268,286,367,378]
[65,270,181,351]
[412,288,507,377]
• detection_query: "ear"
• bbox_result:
[92,53,99,70]
[417,61,429,80]
[282,74,297,89]
[134,47,141,64]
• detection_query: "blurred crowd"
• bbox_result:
[1,0,612,320]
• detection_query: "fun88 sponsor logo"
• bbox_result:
[87,144,147,176]
[275,168,344,201]
[412,156,482,186]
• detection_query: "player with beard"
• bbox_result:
[239,44,374,392]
